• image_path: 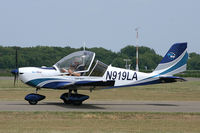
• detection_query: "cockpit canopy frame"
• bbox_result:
[54,51,95,74]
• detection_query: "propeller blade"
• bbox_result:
[11,47,19,86]
[15,47,18,69]
[11,68,18,86]
[14,74,17,86]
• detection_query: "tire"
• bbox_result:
[72,101,82,106]
[63,99,72,104]
[28,100,38,105]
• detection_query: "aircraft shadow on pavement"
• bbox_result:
[7,102,105,110]
[86,103,178,107]
[7,102,178,110]
[145,103,178,106]
[44,102,105,110]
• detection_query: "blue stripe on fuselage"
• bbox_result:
[26,78,60,87]
[42,81,71,89]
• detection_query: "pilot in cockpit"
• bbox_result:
[61,57,83,76]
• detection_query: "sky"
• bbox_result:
[0,0,199,56]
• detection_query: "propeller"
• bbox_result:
[11,47,19,86]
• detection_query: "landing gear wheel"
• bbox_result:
[28,100,38,105]
[25,93,46,105]
[60,92,89,106]
[63,99,72,105]
[72,101,82,106]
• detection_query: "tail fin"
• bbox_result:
[153,42,188,75]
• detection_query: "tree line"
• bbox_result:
[0,45,199,70]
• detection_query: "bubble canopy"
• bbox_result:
[54,51,95,73]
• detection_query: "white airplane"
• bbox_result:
[11,42,188,105]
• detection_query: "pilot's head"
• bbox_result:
[71,57,82,68]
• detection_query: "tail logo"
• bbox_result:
[167,52,176,60]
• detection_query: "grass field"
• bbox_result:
[0,112,200,133]
[0,78,200,101]
[0,78,200,133]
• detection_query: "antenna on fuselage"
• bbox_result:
[135,28,139,72]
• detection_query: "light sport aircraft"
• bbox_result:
[11,42,188,105]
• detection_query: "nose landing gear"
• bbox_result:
[25,88,45,105]
[25,93,46,105]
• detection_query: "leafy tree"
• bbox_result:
[187,53,200,70]
[0,45,199,71]
[89,47,117,65]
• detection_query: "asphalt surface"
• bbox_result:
[0,77,200,112]
[0,100,200,112]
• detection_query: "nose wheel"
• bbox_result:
[28,100,38,105]
[25,88,46,105]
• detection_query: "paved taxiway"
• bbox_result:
[0,101,200,112]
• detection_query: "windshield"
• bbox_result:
[54,51,95,73]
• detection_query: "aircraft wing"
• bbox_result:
[38,76,115,90]
[74,80,115,86]
[71,78,115,90]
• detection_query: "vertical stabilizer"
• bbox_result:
[153,42,188,76]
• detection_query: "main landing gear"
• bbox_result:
[60,90,89,105]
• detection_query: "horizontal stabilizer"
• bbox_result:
[159,76,186,83]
